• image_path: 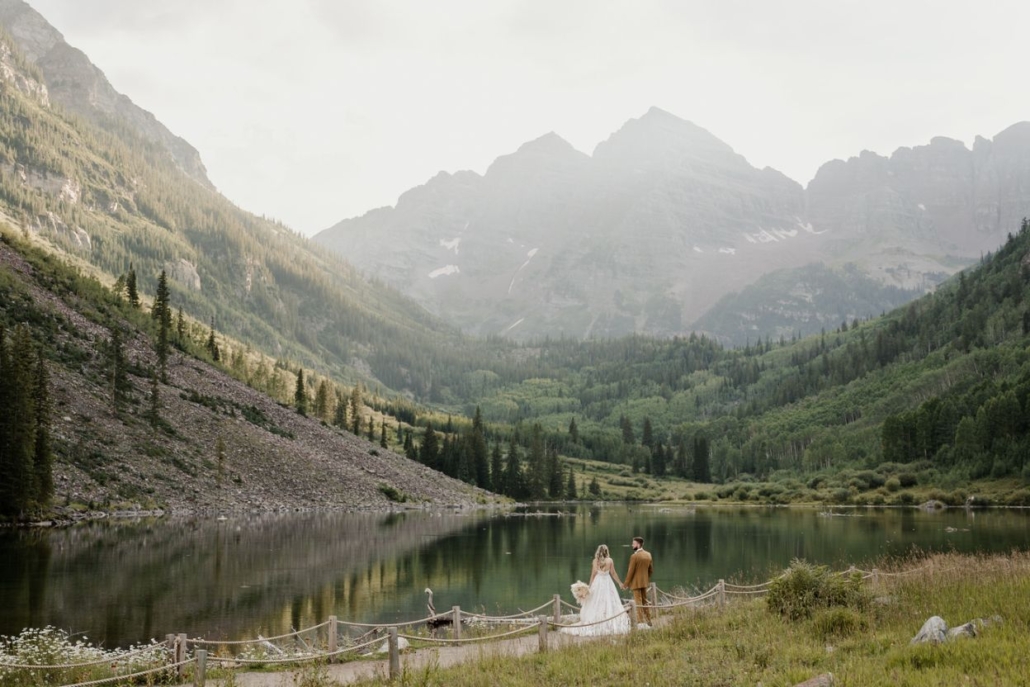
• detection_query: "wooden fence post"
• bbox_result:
[327,615,337,661]
[627,600,638,631]
[388,627,400,681]
[537,615,548,652]
[649,582,658,620]
[176,633,187,678]
[718,579,726,608]
[872,568,879,585]
[452,606,461,641]
[193,649,206,687]
[553,594,561,624]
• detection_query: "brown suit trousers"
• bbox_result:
[625,549,654,624]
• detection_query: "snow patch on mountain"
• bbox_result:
[440,237,461,254]
[428,265,460,278]
[718,247,736,255]
[503,317,525,333]
[507,248,540,294]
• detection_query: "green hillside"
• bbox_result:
[442,223,1030,504]
[692,261,932,347]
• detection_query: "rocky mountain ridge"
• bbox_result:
[0,232,492,513]
[0,0,213,189]
[316,110,1030,342]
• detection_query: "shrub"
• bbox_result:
[715,484,736,499]
[885,477,901,492]
[893,491,916,505]
[377,484,407,503]
[1004,490,1030,507]
[766,560,870,621]
[693,491,711,501]
[811,607,869,640]
[897,473,918,488]
[829,488,851,504]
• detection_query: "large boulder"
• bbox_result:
[910,616,948,644]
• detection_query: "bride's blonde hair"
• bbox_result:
[594,544,610,565]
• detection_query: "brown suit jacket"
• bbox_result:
[625,549,653,590]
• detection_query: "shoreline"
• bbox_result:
[7,497,1029,529]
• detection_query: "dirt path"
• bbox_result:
[187,625,638,686]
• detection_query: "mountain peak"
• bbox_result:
[515,131,578,156]
[592,106,737,167]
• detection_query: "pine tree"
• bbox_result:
[471,406,489,489]
[367,417,376,442]
[333,389,347,428]
[642,417,654,451]
[693,433,711,483]
[1,326,37,515]
[420,422,439,470]
[294,368,307,416]
[652,439,666,476]
[404,431,416,461]
[490,442,503,492]
[350,385,362,435]
[205,318,220,362]
[151,270,171,382]
[32,346,56,505]
[568,417,579,444]
[620,415,635,444]
[546,447,563,498]
[673,439,687,478]
[314,379,329,421]
[588,476,601,496]
[526,425,547,499]
[176,306,186,344]
[126,263,140,308]
[380,422,388,449]
[566,467,578,499]
[501,432,524,498]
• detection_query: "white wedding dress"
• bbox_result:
[564,563,630,636]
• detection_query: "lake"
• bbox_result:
[1,504,1028,647]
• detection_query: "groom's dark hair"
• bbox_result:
[633,536,644,546]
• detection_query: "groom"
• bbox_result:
[621,536,653,626]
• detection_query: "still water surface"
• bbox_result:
[1,505,1028,647]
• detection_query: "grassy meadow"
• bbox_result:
[349,551,1030,687]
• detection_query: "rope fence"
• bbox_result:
[1,561,945,686]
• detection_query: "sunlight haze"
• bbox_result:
[27,0,1030,235]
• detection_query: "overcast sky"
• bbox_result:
[28,0,1030,236]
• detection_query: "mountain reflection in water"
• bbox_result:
[1,505,1026,647]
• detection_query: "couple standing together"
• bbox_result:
[567,536,653,636]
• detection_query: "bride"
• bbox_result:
[564,544,630,636]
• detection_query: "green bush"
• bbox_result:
[829,488,851,504]
[377,484,407,503]
[897,473,918,488]
[884,477,901,492]
[811,607,868,640]
[893,491,916,505]
[766,560,870,621]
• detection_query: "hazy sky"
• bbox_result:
[28,0,1030,235]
